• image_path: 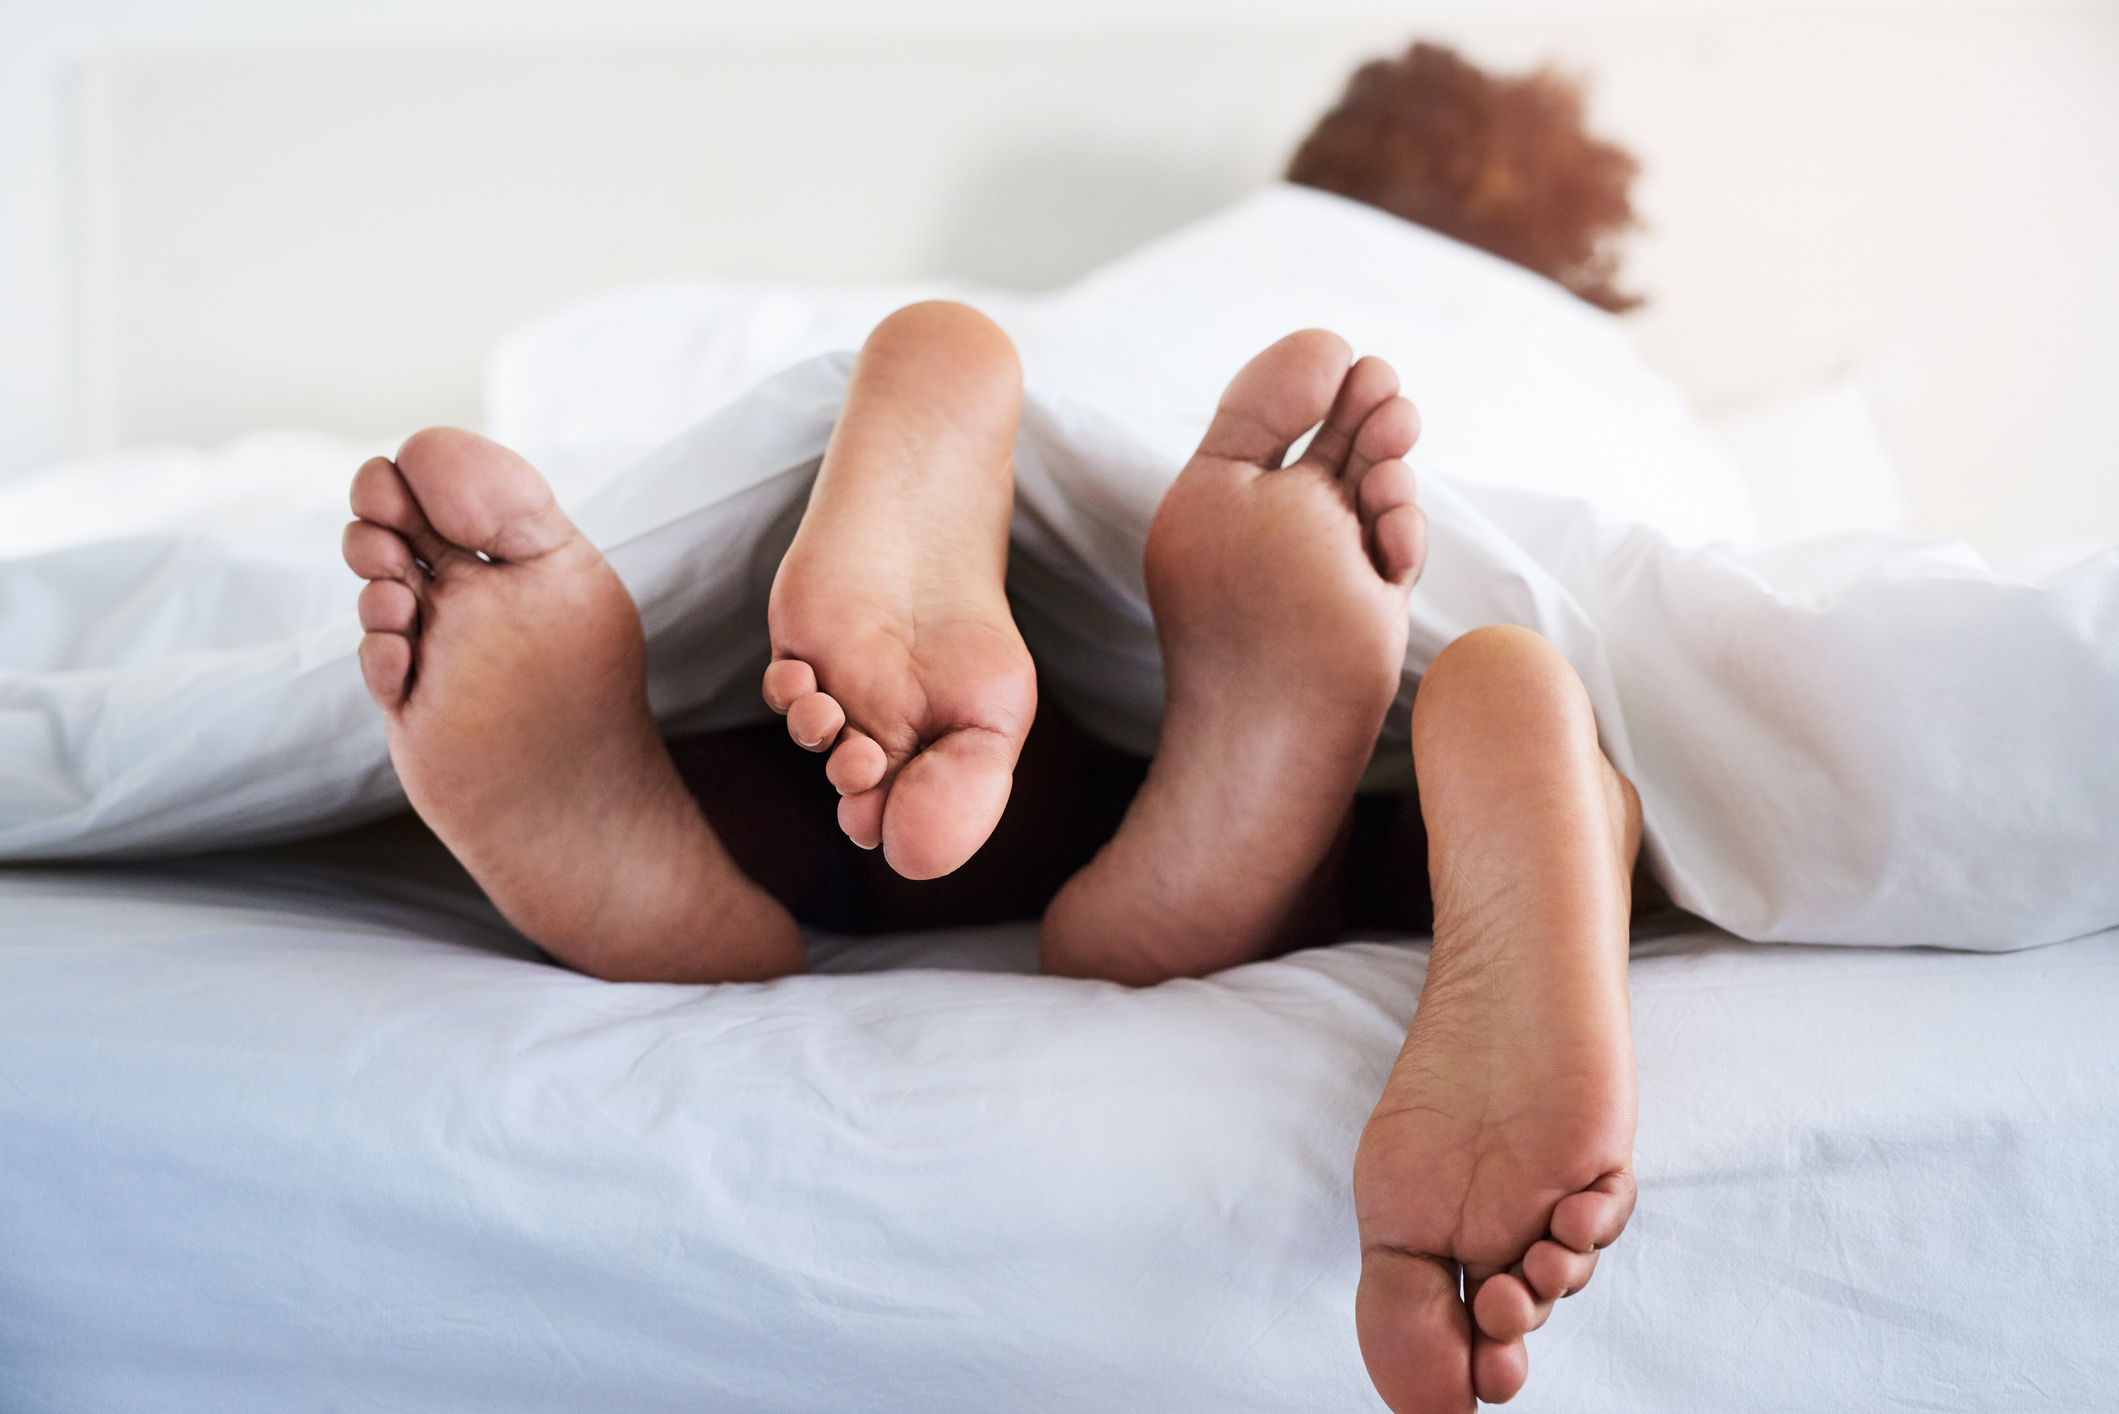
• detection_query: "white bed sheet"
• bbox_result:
[4,835,2113,1412]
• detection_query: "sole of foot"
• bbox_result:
[1039,328,1429,983]
[343,427,802,983]
[763,301,1037,882]
[1353,624,1641,1411]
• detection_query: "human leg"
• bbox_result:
[763,301,1037,881]
[1354,624,1640,1411]
[343,429,804,983]
[1038,330,1428,984]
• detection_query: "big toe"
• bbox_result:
[1356,1249,1474,1414]
[391,427,574,564]
[1197,329,1353,469]
[879,729,1018,879]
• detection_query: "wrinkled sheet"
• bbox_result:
[3,187,2117,949]
[3,847,2113,1412]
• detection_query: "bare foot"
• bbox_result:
[763,302,1037,881]
[342,427,802,982]
[1039,329,1428,983]
[1354,625,1641,1411]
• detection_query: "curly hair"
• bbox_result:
[1287,41,1643,312]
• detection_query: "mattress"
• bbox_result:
[4,817,2113,1412]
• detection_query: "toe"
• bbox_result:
[1472,1331,1531,1405]
[391,427,573,565]
[1298,356,1401,480]
[357,632,413,713]
[343,519,416,581]
[1523,1238,1599,1302]
[1357,455,1427,584]
[1370,497,1429,587]
[1357,458,1419,520]
[825,731,889,797]
[1550,1170,1638,1254]
[348,456,413,527]
[880,727,1017,879]
[1347,395,1421,485]
[351,457,458,571]
[1471,1270,1549,1343]
[1196,329,1352,470]
[785,692,846,752]
[358,579,419,634]
[1356,1248,1474,1414]
[762,658,818,713]
[837,787,885,850]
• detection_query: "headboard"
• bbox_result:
[81,6,2119,559]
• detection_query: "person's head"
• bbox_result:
[1288,41,1642,313]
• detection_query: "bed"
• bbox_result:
[9,14,2119,1413]
[8,830,2115,1411]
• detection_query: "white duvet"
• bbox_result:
[3,185,2116,950]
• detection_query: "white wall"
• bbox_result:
[0,0,1296,484]
[1436,5,2119,561]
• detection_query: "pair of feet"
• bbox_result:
[342,305,1637,1410]
[347,308,1427,981]
[765,307,1428,991]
